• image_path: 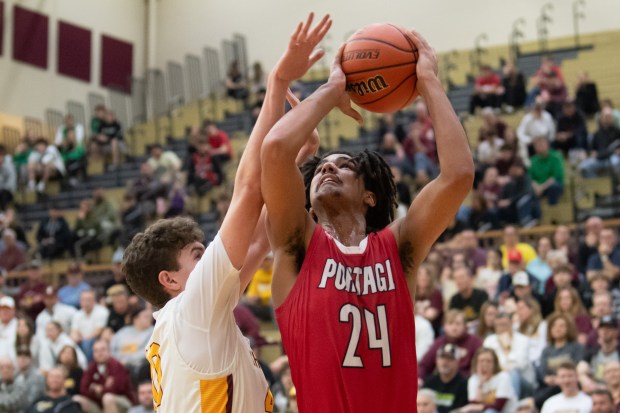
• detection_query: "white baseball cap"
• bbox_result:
[0,296,15,309]
[513,271,530,287]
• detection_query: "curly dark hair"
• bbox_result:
[123,216,204,308]
[300,149,397,234]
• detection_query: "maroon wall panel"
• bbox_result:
[0,1,4,56]
[12,5,48,69]
[57,20,91,82]
[100,34,132,93]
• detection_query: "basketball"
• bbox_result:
[341,23,418,113]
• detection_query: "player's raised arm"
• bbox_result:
[238,109,320,292]
[261,45,362,306]
[391,30,474,282]
[219,13,331,270]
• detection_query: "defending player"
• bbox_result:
[122,13,331,412]
[260,31,474,411]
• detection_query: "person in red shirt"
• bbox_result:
[73,339,135,412]
[203,121,233,165]
[16,261,48,321]
[187,137,223,196]
[0,229,25,271]
[261,29,474,412]
[469,64,505,114]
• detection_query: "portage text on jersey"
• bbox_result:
[317,258,397,296]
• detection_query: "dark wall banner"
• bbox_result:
[13,5,48,69]
[58,20,91,82]
[0,1,4,56]
[100,34,132,93]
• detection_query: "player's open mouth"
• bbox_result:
[319,175,339,187]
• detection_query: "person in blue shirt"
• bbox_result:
[57,263,91,309]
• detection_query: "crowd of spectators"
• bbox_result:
[379,54,617,232]
[408,219,620,413]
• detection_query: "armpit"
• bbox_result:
[284,227,306,272]
[398,240,416,275]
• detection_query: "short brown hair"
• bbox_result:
[123,217,204,308]
[444,309,466,325]
[553,264,573,275]
[472,347,501,375]
[546,312,578,344]
[557,360,577,372]
[590,388,613,403]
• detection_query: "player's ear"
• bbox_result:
[309,207,318,222]
[158,270,181,293]
[364,191,376,208]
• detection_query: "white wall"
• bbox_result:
[0,0,146,119]
[1,0,618,121]
[156,0,620,75]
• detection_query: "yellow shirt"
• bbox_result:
[246,269,272,305]
[501,242,538,269]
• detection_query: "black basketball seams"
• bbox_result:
[387,24,418,110]
[346,37,413,54]
[359,72,416,107]
[387,24,419,64]
[344,61,416,76]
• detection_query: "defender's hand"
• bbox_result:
[275,13,332,82]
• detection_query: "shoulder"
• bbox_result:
[474,288,488,298]
[95,305,109,315]
[467,374,480,386]
[108,358,127,371]
[514,331,530,343]
[483,334,497,346]
[496,371,512,383]
[465,333,483,346]
[415,315,433,331]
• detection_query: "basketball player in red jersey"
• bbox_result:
[261,31,474,412]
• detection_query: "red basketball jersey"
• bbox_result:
[276,225,418,413]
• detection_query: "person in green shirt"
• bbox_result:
[90,105,106,136]
[12,131,35,185]
[59,128,87,187]
[529,135,565,205]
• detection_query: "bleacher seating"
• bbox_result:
[0,29,619,293]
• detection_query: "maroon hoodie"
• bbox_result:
[419,333,483,379]
[80,357,136,406]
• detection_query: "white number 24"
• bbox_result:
[339,304,391,368]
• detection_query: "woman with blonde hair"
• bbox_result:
[553,286,592,344]
[514,296,547,361]
[460,347,517,413]
[477,301,499,339]
[415,262,444,331]
[476,249,503,298]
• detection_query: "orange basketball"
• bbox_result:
[341,23,418,113]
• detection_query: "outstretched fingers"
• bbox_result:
[308,49,326,67]
[290,22,303,45]
[286,89,301,107]
[301,12,314,37]
[310,14,332,41]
